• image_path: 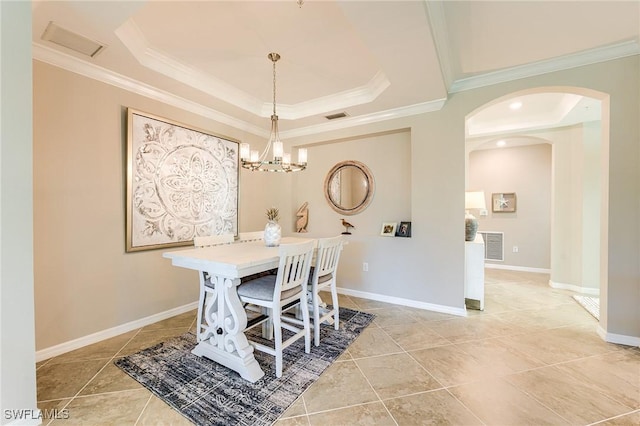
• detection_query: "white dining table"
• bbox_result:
[163,237,315,382]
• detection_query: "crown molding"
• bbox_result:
[272,71,391,119]
[449,39,640,93]
[32,41,430,139]
[33,43,268,138]
[280,98,446,139]
[116,18,391,120]
[424,0,454,91]
[115,19,263,116]
[34,36,638,140]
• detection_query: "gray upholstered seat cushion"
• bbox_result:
[241,268,278,283]
[237,275,302,302]
[308,267,333,285]
[203,269,277,289]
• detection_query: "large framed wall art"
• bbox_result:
[126,108,239,252]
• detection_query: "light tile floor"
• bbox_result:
[36,269,640,425]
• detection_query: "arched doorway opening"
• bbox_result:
[465,87,610,329]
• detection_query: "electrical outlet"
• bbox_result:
[513,246,519,253]
[363,262,369,272]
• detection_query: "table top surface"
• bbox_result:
[163,237,316,278]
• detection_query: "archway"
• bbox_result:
[465,87,610,328]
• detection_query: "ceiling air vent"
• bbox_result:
[41,22,106,58]
[324,112,349,120]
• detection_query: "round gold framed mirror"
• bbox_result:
[324,160,375,215]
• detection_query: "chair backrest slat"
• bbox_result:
[238,231,264,242]
[313,236,344,281]
[275,240,315,297]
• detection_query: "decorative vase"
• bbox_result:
[465,212,479,241]
[264,220,282,247]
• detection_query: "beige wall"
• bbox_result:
[290,130,412,296]
[550,125,594,290]
[469,144,552,269]
[32,54,639,353]
[581,121,602,292]
[291,55,639,342]
[32,61,276,350]
[288,112,468,310]
[600,56,640,339]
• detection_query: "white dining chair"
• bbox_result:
[238,231,264,242]
[307,235,344,346]
[194,233,235,248]
[237,240,314,377]
[194,233,234,341]
[238,230,276,282]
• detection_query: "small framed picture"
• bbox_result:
[380,222,397,237]
[492,192,517,213]
[396,221,411,237]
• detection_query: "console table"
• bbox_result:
[464,233,485,310]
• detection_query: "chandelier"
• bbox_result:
[239,53,307,173]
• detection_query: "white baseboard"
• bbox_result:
[485,263,551,274]
[549,280,600,296]
[336,287,467,317]
[596,324,640,347]
[35,301,198,362]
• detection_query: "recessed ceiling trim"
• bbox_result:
[32,43,268,138]
[33,42,437,139]
[449,39,640,94]
[424,0,454,90]
[33,32,624,141]
[280,99,446,139]
[271,71,390,119]
[36,32,604,141]
[115,19,262,116]
[116,18,391,120]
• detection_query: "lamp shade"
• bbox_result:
[465,191,486,210]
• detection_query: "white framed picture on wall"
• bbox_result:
[380,222,397,236]
[492,192,517,213]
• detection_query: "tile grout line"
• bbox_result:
[500,373,576,425]
[38,274,639,424]
[442,387,488,426]
[43,326,146,422]
[373,322,446,424]
[300,395,311,425]
[368,287,602,426]
[133,394,154,426]
[586,409,640,426]
[341,281,629,425]
[300,400,398,423]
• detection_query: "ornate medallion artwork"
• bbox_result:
[126,109,239,252]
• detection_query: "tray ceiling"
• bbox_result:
[32,1,639,139]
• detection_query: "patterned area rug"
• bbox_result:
[115,307,374,426]
[573,295,600,320]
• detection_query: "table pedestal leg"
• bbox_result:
[193,274,264,382]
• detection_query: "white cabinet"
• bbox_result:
[465,233,485,310]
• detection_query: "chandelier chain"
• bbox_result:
[272,56,277,116]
